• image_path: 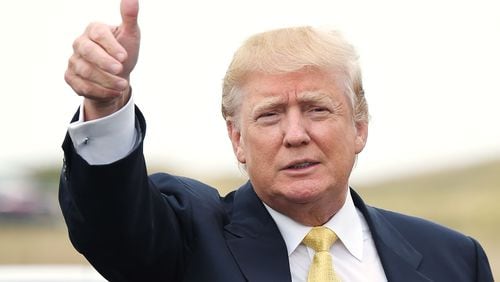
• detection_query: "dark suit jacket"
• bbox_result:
[59,108,493,282]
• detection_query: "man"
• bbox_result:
[60,0,493,281]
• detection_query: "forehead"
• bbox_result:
[240,69,346,104]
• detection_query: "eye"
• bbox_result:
[260,112,276,117]
[308,106,331,114]
[256,111,280,124]
[306,106,332,119]
[311,107,328,112]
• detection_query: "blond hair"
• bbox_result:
[222,26,368,126]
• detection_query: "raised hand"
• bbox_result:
[65,0,141,120]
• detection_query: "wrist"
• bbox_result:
[83,87,131,121]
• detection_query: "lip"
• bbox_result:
[281,159,320,171]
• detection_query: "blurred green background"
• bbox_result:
[0,159,498,279]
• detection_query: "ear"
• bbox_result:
[354,121,368,154]
[226,121,246,164]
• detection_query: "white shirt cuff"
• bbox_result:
[68,97,138,165]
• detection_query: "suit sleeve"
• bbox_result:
[471,237,494,282]
[67,93,138,165]
[59,107,185,281]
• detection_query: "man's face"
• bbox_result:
[228,69,368,218]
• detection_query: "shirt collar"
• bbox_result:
[264,189,364,260]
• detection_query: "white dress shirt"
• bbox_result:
[265,191,387,282]
[68,97,138,165]
[68,98,387,281]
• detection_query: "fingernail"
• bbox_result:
[110,63,122,74]
[116,79,128,90]
[116,52,127,62]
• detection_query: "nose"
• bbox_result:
[282,111,311,148]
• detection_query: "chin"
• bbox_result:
[279,184,326,204]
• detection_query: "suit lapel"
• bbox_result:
[223,185,433,282]
[351,189,432,282]
[224,182,291,282]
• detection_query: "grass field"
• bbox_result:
[0,159,498,279]
[356,160,500,279]
[0,223,87,265]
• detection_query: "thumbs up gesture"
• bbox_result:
[65,0,141,120]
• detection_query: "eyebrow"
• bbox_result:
[252,96,286,114]
[251,91,335,115]
[297,91,335,104]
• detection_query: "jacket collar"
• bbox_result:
[224,181,291,282]
[223,183,433,282]
[351,189,432,282]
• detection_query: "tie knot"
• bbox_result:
[303,226,337,252]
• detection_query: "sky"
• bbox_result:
[1,0,499,184]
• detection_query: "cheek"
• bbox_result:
[314,124,357,157]
[243,129,283,173]
[247,127,282,150]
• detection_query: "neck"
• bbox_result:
[265,189,348,226]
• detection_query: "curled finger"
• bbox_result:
[73,32,123,75]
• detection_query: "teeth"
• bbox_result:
[290,162,313,169]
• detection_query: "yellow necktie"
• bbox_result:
[302,226,341,282]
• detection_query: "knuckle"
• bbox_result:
[77,63,92,79]
[72,36,83,52]
[66,79,87,97]
[86,22,102,33]
[78,83,92,96]
[89,26,108,42]
[64,70,74,85]
[67,55,77,71]
[68,56,93,80]
[65,72,91,97]
[78,40,92,58]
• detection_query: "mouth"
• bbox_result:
[284,160,320,170]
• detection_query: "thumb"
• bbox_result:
[120,0,139,31]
